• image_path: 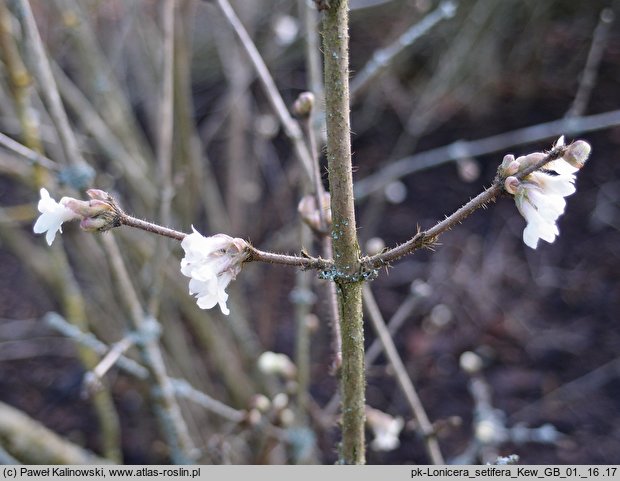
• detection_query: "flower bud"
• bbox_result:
[258,351,297,379]
[272,393,289,411]
[457,157,480,182]
[410,279,432,298]
[504,176,520,195]
[80,216,112,232]
[298,192,331,232]
[516,152,546,171]
[476,418,507,444]
[305,313,320,333]
[293,92,315,117]
[63,198,113,218]
[278,408,295,426]
[499,154,521,176]
[66,195,121,233]
[249,394,271,412]
[563,140,591,170]
[86,189,110,201]
[460,351,483,374]
[245,408,262,426]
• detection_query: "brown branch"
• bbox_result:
[119,212,331,270]
[364,145,566,269]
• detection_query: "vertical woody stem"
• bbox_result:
[322,0,365,464]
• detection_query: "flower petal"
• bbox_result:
[33,189,80,245]
[180,228,248,315]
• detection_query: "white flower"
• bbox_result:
[366,407,404,452]
[507,171,576,249]
[33,188,80,245]
[180,227,249,315]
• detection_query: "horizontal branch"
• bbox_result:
[363,146,564,268]
[247,245,331,270]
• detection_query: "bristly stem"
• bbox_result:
[120,213,186,241]
[119,212,331,270]
[363,145,566,269]
[322,0,366,464]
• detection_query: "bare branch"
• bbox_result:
[350,1,456,101]
[355,109,620,199]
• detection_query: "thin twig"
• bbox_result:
[354,109,620,199]
[0,0,44,164]
[350,1,457,101]
[170,379,245,424]
[14,0,84,169]
[300,0,324,97]
[149,0,176,317]
[565,8,614,118]
[301,105,342,371]
[248,245,330,270]
[90,335,137,382]
[324,292,421,416]
[363,145,566,268]
[362,284,444,464]
[120,213,186,241]
[45,312,149,379]
[0,131,59,171]
[210,0,314,179]
[45,312,246,424]
[101,234,197,463]
[299,0,325,156]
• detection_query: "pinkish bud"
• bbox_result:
[86,189,110,201]
[499,154,520,177]
[504,176,520,195]
[63,198,114,218]
[517,152,546,170]
[298,192,331,232]
[80,217,110,232]
[292,92,315,117]
[249,394,271,412]
[501,154,515,169]
[563,140,591,169]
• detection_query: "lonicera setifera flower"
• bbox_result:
[503,137,591,249]
[180,227,249,315]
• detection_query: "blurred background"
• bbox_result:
[0,0,619,465]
